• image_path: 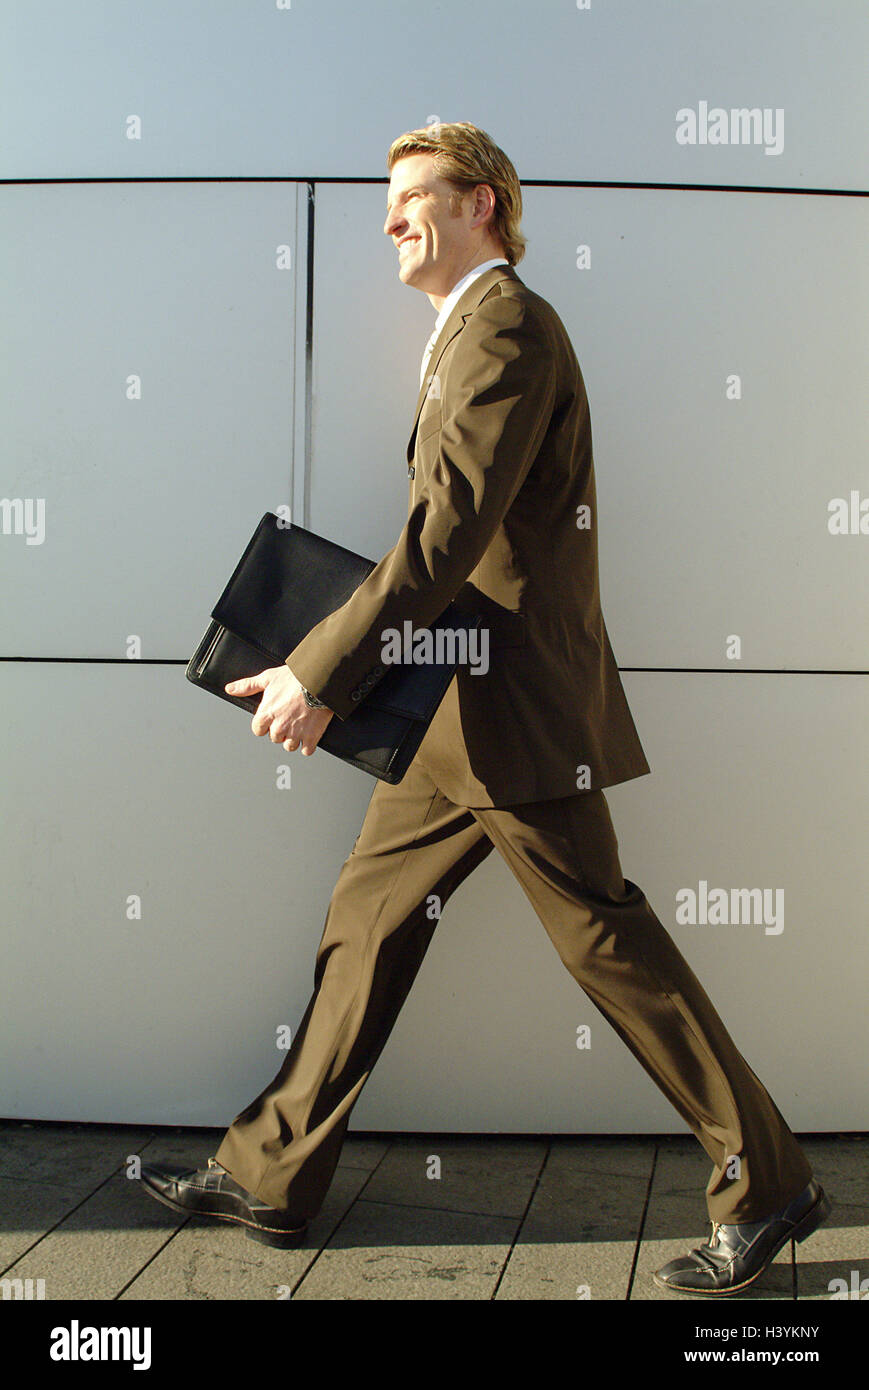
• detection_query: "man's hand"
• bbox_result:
[225,666,334,756]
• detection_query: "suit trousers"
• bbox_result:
[214,752,813,1227]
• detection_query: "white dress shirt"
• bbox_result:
[419,256,509,387]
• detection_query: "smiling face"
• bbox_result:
[384,152,503,309]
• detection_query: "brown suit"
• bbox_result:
[284,263,649,805]
[215,263,813,1231]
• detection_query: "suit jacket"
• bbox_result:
[285,262,650,806]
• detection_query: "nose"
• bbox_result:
[384,208,407,240]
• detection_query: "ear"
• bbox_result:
[474,183,497,227]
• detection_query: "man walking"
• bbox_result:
[141,122,829,1296]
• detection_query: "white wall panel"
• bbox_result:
[1,181,302,657]
[2,664,865,1132]
[309,182,869,669]
[1,2,865,188]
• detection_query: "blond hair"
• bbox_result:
[386,121,526,266]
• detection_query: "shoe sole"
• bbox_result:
[140,1174,308,1250]
[652,1185,832,1297]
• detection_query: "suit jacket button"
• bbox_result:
[351,690,362,701]
[407,465,415,478]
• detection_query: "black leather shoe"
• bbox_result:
[139,1157,308,1249]
[653,1179,830,1296]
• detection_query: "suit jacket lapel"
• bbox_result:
[406,263,521,463]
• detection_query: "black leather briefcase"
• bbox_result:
[186,512,482,783]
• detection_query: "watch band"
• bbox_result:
[301,685,327,709]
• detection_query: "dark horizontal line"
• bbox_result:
[621,665,869,675]
[0,175,866,197]
[2,1117,859,1143]
[0,657,866,676]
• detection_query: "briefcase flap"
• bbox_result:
[211,515,376,656]
[209,514,480,723]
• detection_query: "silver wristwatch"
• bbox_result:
[301,685,327,709]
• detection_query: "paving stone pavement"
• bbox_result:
[0,1121,864,1302]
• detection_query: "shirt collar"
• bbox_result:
[433,257,510,334]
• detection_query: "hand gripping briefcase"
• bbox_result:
[186,512,482,783]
